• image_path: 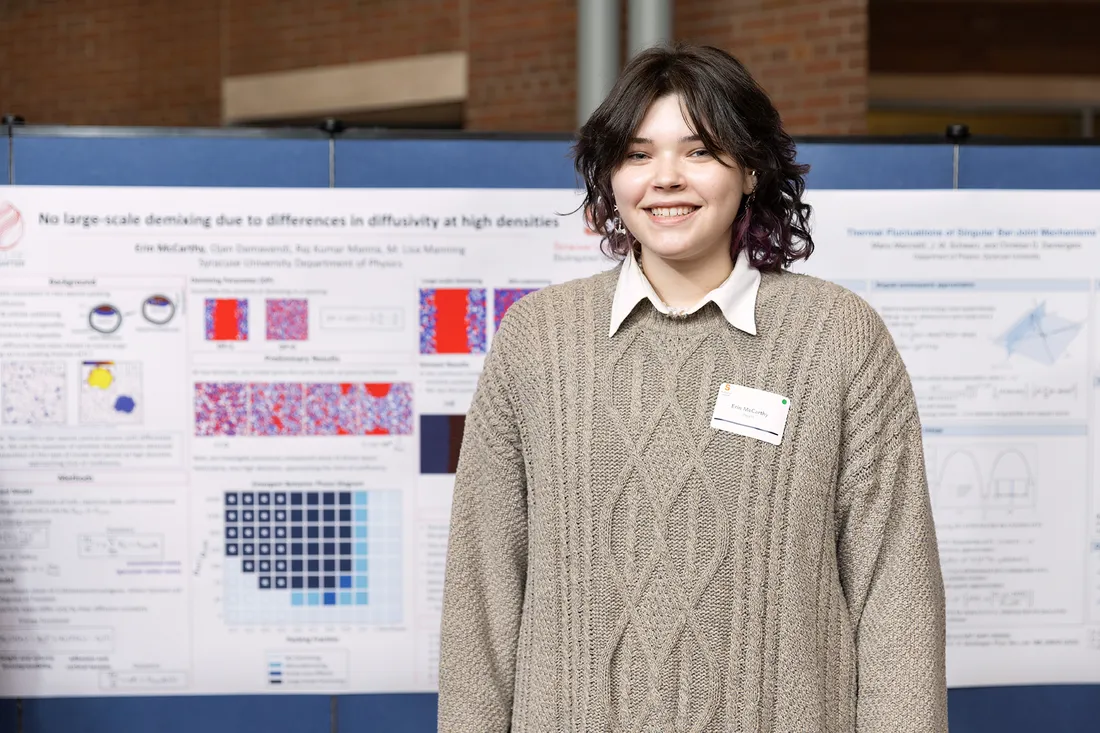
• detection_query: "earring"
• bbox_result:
[746,170,757,207]
[612,205,627,234]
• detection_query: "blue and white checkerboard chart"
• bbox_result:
[223,490,402,625]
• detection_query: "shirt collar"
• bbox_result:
[608,248,761,338]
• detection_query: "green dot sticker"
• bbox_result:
[782,399,788,405]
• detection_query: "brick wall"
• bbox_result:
[223,0,464,77]
[677,0,869,135]
[871,1,1100,76]
[0,0,868,134]
[465,0,869,134]
[465,0,576,131]
[0,0,221,127]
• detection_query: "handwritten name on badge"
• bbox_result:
[710,383,791,446]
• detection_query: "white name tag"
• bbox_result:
[710,383,791,446]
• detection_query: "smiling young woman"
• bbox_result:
[439,44,947,733]
[609,93,755,309]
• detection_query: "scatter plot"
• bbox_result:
[249,383,304,436]
[205,299,249,341]
[1,361,66,425]
[195,383,249,436]
[79,361,143,425]
[493,288,537,332]
[266,299,308,341]
[419,288,487,354]
[304,383,360,435]
[196,383,414,437]
[223,489,403,625]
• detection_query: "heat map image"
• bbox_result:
[304,383,360,436]
[249,383,305,436]
[266,298,308,341]
[205,298,249,341]
[79,361,143,425]
[493,288,538,332]
[196,382,413,437]
[222,489,403,625]
[419,288,487,354]
[1,361,66,425]
[194,382,249,436]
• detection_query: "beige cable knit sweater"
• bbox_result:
[438,265,948,732]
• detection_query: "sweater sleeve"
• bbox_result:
[834,298,948,733]
[437,315,529,732]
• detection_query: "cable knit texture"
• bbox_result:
[438,266,948,733]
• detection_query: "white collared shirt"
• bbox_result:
[608,248,761,337]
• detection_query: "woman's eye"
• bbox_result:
[689,149,712,158]
[626,151,647,161]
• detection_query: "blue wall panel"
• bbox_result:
[950,685,1100,732]
[334,139,954,191]
[15,687,1100,733]
[337,693,437,732]
[335,139,578,189]
[0,699,18,731]
[959,145,1100,189]
[2,135,9,185]
[11,134,330,187]
[799,142,954,190]
[21,695,332,733]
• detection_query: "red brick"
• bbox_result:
[0,0,867,133]
[804,94,845,110]
[782,112,824,132]
[805,58,846,75]
[681,0,868,135]
[0,0,220,126]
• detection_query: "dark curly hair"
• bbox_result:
[572,44,813,272]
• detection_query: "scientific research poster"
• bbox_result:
[0,186,1096,695]
[805,191,1100,687]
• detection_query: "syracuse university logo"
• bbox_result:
[0,201,24,251]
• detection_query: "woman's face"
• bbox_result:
[610,93,754,265]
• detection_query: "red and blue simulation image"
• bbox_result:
[493,288,538,332]
[205,298,249,341]
[419,288,487,354]
[195,382,413,437]
[266,298,308,341]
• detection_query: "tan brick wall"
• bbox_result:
[0,0,868,134]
